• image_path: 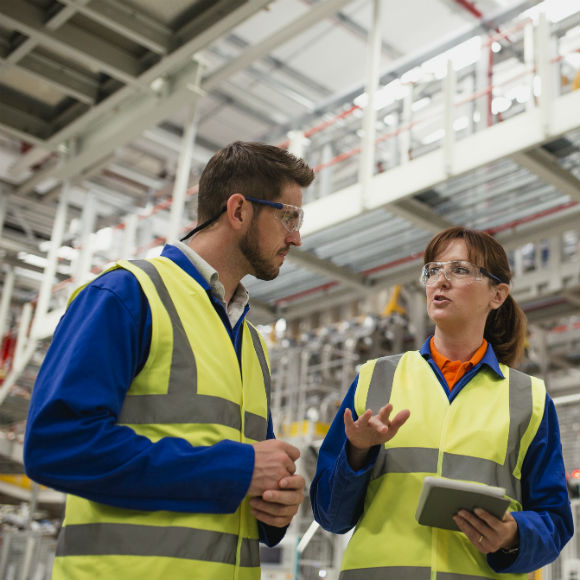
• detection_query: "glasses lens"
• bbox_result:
[279,205,303,232]
[421,261,478,286]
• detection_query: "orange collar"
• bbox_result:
[430,337,488,390]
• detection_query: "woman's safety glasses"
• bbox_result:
[420,260,503,286]
[245,196,303,232]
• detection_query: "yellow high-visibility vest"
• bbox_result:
[53,257,271,580]
[340,351,545,580]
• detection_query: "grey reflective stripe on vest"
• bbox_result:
[366,354,402,414]
[118,260,269,441]
[340,567,495,580]
[367,356,532,503]
[56,523,259,567]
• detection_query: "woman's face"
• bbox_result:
[425,239,506,334]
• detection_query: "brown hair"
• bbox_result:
[197,141,314,222]
[424,226,526,367]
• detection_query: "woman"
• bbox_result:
[310,226,573,579]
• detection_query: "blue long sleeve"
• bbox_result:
[310,361,573,572]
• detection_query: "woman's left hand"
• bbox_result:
[453,508,519,554]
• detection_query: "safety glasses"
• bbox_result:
[420,260,503,286]
[245,196,304,232]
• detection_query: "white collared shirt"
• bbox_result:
[174,241,250,328]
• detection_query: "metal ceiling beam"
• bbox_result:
[8,0,273,184]
[0,102,52,141]
[0,0,144,87]
[0,0,87,76]
[13,60,203,196]
[58,0,172,55]
[203,0,355,91]
[4,52,99,104]
[389,198,455,234]
[288,247,374,293]
[510,148,580,203]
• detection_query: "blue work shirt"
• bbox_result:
[24,244,284,546]
[310,338,574,573]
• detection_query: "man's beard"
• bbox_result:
[239,228,283,281]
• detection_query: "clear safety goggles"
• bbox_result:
[420,260,503,286]
[245,196,304,232]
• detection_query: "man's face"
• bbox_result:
[239,182,303,281]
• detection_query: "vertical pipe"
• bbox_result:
[73,191,97,287]
[536,12,551,136]
[0,266,15,341]
[0,190,7,240]
[400,89,413,165]
[13,302,32,370]
[358,0,382,210]
[31,182,70,340]
[524,22,535,111]
[317,143,334,200]
[122,213,138,259]
[168,101,199,243]
[443,59,456,176]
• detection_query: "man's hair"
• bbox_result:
[196,141,314,222]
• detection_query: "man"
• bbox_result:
[24,141,315,580]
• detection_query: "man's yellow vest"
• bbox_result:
[52,257,272,580]
[340,351,546,580]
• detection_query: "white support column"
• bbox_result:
[122,212,138,259]
[0,266,15,340]
[475,38,491,129]
[547,233,563,292]
[317,143,334,200]
[13,302,32,370]
[358,0,382,210]
[0,190,7,239]
[523,22,535,112]
[73,191,97,286]
[168,101,199,243]
[400,89,412,166]
[31,182,70,339]
[536,12,552,136]
[443,59,456,176]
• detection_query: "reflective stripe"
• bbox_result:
[340,567,495,580]
[372,447,438,479]
[340,566,430,579]
[56,523,259,568]
[246,324,271,411]
[438,574,495,580]
[118,260,269,441]
[366,354,402,414]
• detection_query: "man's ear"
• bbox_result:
[490,283,509,310]
[225,193,251,231]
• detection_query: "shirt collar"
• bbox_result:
[419,335,505,379]
[163,242,250,311]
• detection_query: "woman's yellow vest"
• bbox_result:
[52,257,272,580]
[340,351,546,580]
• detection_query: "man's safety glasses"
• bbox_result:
[245,196,304,232]
[420,260,504,287]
